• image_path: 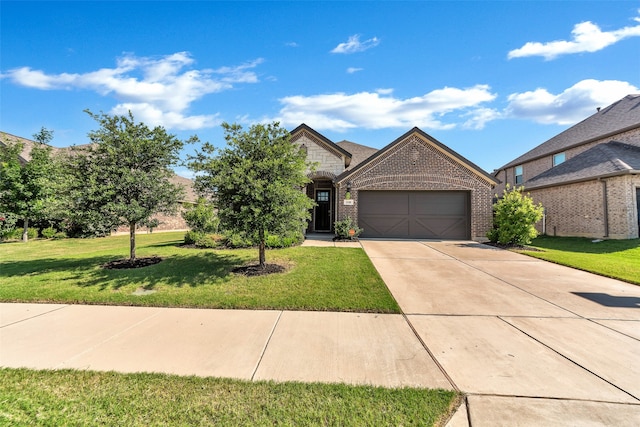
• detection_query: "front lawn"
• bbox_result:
[520,236,640,285]
[0,232,400,313]
[0,368,459,426]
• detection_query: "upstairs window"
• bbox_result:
[553,152,566,166]
[514,165,523,185]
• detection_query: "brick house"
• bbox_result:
[493,94,640,239]
[0,131,196,234]
[291,124,498,240]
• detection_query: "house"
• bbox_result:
[493,94,640,239]
[0,131,196,233]
[290,124,498,240]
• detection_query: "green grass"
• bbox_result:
[520,236,640,285]
[0,368,459,426]
[0,232,400,313]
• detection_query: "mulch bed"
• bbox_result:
[484,242,543,252]
[232,264,286,276]
[102,256,163,269]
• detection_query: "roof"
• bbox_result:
[526,141,640,189]
[0,131,42,163]
[336,127,498,185]
[290,124,352,167]
[336,140,378,170]
[501,94,640,170]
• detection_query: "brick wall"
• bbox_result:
[338,134,495,241]
[529,174,640,239]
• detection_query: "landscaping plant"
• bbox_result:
[190,122,314,269]
[488,185,544,246]
[334,217,363,240]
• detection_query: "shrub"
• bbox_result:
[53,231,67,239]
[184,230,200,245]
[182,198,219,234]
[334,217,363,240]
[195,233,223,249]
[222,231,255,248]
[41,227,57,239]
[265,231,304,248]
[487,185,544,246]
[0,213,18,240]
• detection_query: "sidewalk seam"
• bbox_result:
[251,310,283,381]
[0,304,70,329]
[54,308,164,369]
[498,316,640,403]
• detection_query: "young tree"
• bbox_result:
[70,110,189,262]
[190,122,314,269]
[0,128,61,242]
[487,185,544,246]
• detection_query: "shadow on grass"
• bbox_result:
[0,251,247,291]
[530,236,640,254]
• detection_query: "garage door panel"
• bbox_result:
[360,193,409,215]
[413,217,467,239]
[359,216,409,238]
[358,191,470,239]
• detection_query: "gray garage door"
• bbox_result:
[358,191,470,239]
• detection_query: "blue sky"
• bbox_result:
[2,1,639,178]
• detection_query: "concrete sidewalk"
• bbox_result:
[2,238,640,426]
[361,239,640,426]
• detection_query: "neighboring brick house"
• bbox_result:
[291,124,498,240]
[493,94,640,239]
[0,131,196,234]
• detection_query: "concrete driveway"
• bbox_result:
[361,239,640,426]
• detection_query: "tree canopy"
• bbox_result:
[70,110,189,261]
[190,122,314,268]
[0,128,61,242]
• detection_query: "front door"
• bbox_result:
[314,189,331,231]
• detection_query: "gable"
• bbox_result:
[290,124,352,177]
[336,128,497,187]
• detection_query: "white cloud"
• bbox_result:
[505,79,639,124]
[331,35,380,54]
[508,12,640,60]
[346,67,363,74]
[2,52,262,130]
[273,85,498,131]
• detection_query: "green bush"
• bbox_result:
[265,231,304,248]
[184,230,200,245]
[222,231,255,248]
[4,227,39,241]
[53,231,67,239]
[334,217,363,240]
[0,213,18,240]
[182,198,219,234]
[487,185,544,246]
[41,227,57,239]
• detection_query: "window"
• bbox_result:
[514,165,523,185]
[553,152,566,166]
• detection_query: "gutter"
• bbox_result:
[524,170,640,191]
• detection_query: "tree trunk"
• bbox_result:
[258,229,266,269]
[129,222,136,261]
[22,217,29,243]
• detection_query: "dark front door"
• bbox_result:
[315,189,331,231]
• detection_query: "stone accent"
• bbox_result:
[291,131,346,177]
[337,134,495,241]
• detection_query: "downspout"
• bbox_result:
[601,179,609,238]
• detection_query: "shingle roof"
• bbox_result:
[0,131,41,162]
[526,141,640,189]
[335,140,378,170]
[501,94,640,170]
